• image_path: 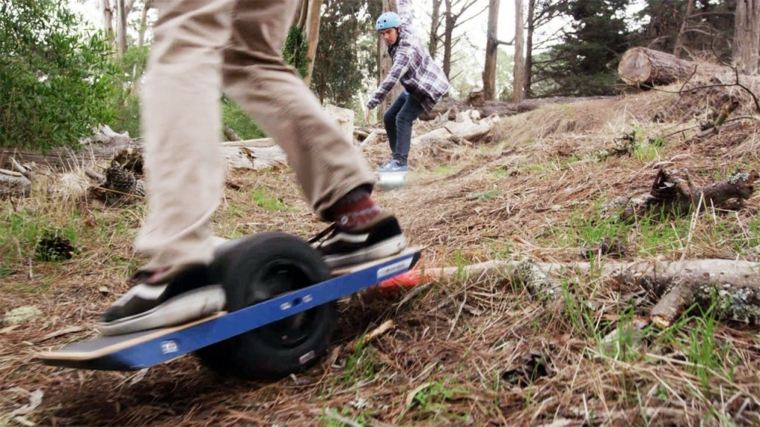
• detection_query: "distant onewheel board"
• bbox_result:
[377,171,407,189]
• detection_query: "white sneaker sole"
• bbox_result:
[98,285,226,336]
[323,234,407,269]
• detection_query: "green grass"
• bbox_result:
[432,164,455,175]
[485,238,513,259]
[597,307,647,362]
[630,132,665,163]
[251,188,293,212]
[320,407,372,427]
[405,380,470,424]
[0,209,82,264]
[341,338,378,386]
[489,166,511,178]
[467,189,500,200]
[561,279,602,340]
[633,214,691,257]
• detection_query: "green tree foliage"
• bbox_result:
[533,0,631,96]
[633,0,734,61]
[284,25,309,78]
[311,0,377,107]
[110,45,149,137]
[0,0,118,149]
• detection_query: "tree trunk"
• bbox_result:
[303,0,323,85]
[101,0,115,44]
[116,0,128,57]
[733,0,760,75]
[442,0,454,79]
[377,0,402,121]
[672,0,694,58]
[482,0,500,100]
[525,0,535,98]
[618,47,727,86]
[512,0,526,103]
[429,0,442,59]
[137,0,152,47]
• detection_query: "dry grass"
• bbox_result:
[1,84,760,426]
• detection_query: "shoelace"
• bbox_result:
[307,223,336,245]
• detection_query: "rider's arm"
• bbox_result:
[366,42,413,110]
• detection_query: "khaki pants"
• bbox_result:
[136,0,374,269]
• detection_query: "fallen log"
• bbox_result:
[618,47,728,86]
[359,129,386,150]
[0,168,31,198]
[622,169,758,220]
[414,258,760,326]
[412,115,498,147]
[422,96,616,121]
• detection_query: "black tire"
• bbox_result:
[196,232,336,379]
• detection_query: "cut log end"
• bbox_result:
[618,47,654,85]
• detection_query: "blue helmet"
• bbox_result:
[376,12,401,31]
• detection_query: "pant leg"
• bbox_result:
[221,0,374,216]
[134,0,234,270]
[383,93,408,156]
[393,94,424,164]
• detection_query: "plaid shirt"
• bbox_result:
[367,0,449,113]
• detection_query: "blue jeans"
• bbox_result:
[383,92,424,165]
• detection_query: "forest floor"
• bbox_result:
[2,81,760,426]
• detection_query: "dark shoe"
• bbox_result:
[98,264,225,336]
[309,214,406,268]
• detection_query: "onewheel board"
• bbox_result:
[36,247,421,371]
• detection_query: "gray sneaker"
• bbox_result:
[380,159,408,173]
[377,159,395,172]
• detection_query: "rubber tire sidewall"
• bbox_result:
[197,232,336,379]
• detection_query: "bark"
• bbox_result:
[101,0,115,43]
[622,169,758,221]
[0,169,31,199]
[116,0,128,57]
[672,0,694,58]
[421,94,613,121]
[137,0,152,47]
[733,0,760,75]
[358,129,386,150]
[293,0,305,27]
[512,0,526,103]
[412,115,497,147]
[618,47,728,86]
[442,0,454,79]
[223,127,241,142]
[303,0,323,85]
[482,0,500,100]
[418,258,760,325]
[429,0,442,59]
[525,0,535,97]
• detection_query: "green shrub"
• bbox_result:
[0,0,119,149]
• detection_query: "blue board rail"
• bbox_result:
[37,248,421,371]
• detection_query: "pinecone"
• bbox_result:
[99,163,145,206]
[35,231,76,261]
[111,147,144,177]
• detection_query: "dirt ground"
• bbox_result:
[2,83,760,426]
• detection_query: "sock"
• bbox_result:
[327,187,382,230]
